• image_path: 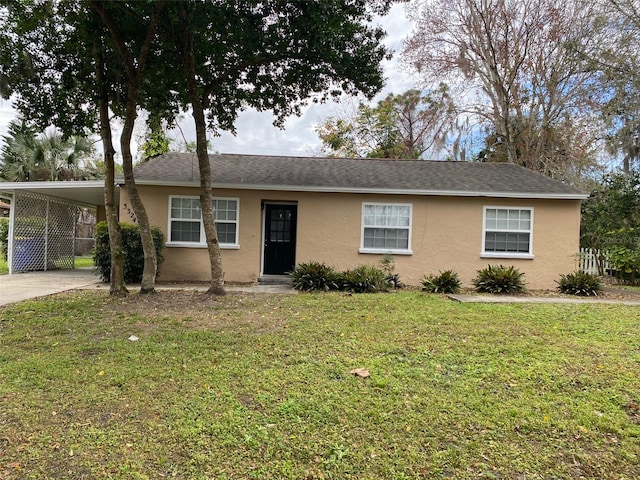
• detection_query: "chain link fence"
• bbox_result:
[11,191,78,272]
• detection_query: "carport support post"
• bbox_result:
[44,197,50,271]
[72,206,77,269]
[7,194,14,275]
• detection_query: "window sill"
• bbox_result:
[481,252,534,260]
[359,248,413,255]
[166,242,240,250]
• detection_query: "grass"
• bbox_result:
[74,256,94,269]
[607,282,640,292]
[0,291,639,479]
[0,256,91,275]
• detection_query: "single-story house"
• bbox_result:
[122,153,588,289]
[0,153,587,287]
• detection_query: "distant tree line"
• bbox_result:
[319,0,640,189]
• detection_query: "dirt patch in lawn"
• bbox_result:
[102,290,292,333]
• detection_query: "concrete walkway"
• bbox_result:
[2,269,637,306]
[448,293,640,305]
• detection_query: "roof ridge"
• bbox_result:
[204,152,444,163]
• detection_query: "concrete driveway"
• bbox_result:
[0,269,100,306]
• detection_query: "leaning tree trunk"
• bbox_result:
[120,89,157,294]
[191,103,226,296]
[90,0,164,294]
[94,38,127,296]
[181,16,225,295]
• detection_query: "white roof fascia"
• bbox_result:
[0,181,108,206]
[0,180,105,190]
[133,179,589,200]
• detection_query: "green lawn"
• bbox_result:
[1,291,639,479]
[0,256,92,275]
[74,256,94,269]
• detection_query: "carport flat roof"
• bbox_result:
[0,181,110,206]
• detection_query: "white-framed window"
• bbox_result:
[482,207,533,258]
[168,195,239,248]
[360,202,412,254]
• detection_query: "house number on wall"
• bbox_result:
[123,203,137,223]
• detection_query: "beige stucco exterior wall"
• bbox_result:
[96,205,107,223]
[120,186,582,289]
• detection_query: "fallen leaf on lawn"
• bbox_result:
[350,368,370,379]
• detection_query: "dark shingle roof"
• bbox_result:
[132,153,587,199]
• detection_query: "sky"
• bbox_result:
[0,3,416,160]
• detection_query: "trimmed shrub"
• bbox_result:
[385,273,404,289]
[289,261,341,292]
[93,221,164,284]
[342,264,389,293]
[0,217,8,260]
[606,245,640,285]
[378,254,403,289]
[421,270,461,294]
[473,264,526,294]
[556,271,602,296]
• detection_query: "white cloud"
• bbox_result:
[0,4,415,158]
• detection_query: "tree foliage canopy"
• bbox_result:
[0,0,392,295]
[316,87,456,159]
[581,170,640,251]
[157,0,391,294]
[581,169,640,283]
[160,1,390,133]
[402,0,616,180]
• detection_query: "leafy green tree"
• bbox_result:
[2,0,391,297]
[140,116,170,161]
[316,87,456,159]
[162,0,391,294]
[580,169,640,278]
[0,1,135,295]
[88,1,169,294]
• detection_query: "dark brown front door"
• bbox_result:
[263,204,297,275]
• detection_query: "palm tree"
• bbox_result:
[33,131,95,181]
[0,119,39,181]
[1,119,100,181]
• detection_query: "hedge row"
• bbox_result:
[290,261,603,297]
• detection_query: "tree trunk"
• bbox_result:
[89,0,164,294]
[120,88,157,294]
[180,11,225,295]
[94,38,127,296]
[191,102,226,296]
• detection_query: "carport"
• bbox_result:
[0,181,110,274]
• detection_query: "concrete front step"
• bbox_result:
[258,275,292,285]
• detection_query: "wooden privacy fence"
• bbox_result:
[577,248,611,275]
